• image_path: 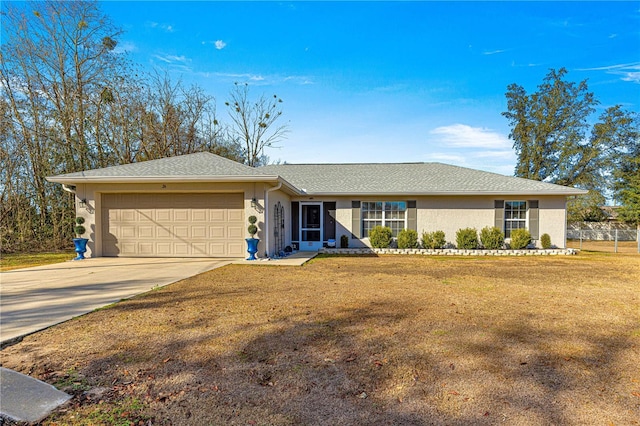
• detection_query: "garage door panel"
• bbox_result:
[138,226,154,238]
[174,209,189,222]
[174,226,189,238]
[228,210,244,221]
[139,243,154,255]
[192,242,207,255]
[228,243,244,256]
[228,226,243,238]
[193,210,207,221]
[102,193,244,257]
[138,210,154,222]
[121,210,136,222]
[210,226,225,238]
[192,226,207,238]
[174,243,189,255]
[210,210,225,221]
[209,243,225,255]
[119,242,137,255]
[121,226,136,238]
[156,210,171,221]
[156,243,172,255]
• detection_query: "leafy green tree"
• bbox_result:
[503,68,596,185]
[614,136,640,228]
[503,68,637,200]
[566,190,607,223]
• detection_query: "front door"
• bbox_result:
[300,202,323,251]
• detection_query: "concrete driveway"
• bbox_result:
[0,257,235,345]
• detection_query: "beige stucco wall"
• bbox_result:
[76,184,570,258]
[537,196,568,247]
[416,195,568,248]
[291,194,570,249]
[74,181,268,258]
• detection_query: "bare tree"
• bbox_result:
[0,0,123,251]
[225,82,289,166]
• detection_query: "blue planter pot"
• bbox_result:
[73,238,88,260]
[246,237,259,260]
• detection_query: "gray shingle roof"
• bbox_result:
[48,153,586,196]
[48,152,272,181]
[260,162,587,196]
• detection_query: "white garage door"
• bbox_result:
[102,193,245,257]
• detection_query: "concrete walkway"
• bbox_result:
[0,257,235,345]
[0,367,72,423]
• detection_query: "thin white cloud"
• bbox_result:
[511,61,542,68]
[147,21,175,33]
[578,62,640,83]
[217,72,265,81]
[430,124,511,150]
[215,40,227,50]
[152,54,190,64]
[202,72,313,86]
[483,49,509,55]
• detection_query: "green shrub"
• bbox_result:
[247,215,258,237]
[74,217,86,237]
[456,227,479,249]
[540,233,552,249]
[340,234,349,248]
[421,230,447,249]
[397,229,419,249]
[368,226,393,248]
[480,226,504,249]
[509,228,531,249]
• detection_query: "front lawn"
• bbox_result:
[1,255,638,425]
[0,251,75,271]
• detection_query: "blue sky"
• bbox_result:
[102,1,640,175]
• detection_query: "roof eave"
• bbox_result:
[46,174,304,196]
[46,175,283,184]
[295,190,589,197]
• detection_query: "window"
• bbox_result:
[504,201,527,238]
[362,201,407,237]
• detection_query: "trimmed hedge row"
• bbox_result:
[361,226,551,250]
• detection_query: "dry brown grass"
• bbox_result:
[1,254,639,425]
[567,239,639,254]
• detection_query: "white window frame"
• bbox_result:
[504,200,527,238]
[361,201,407,238]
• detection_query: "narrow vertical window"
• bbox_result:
[504,201,527,238]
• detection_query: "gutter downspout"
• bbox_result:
[62,184,76,194]
[264,182,282,258]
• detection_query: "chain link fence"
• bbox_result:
[567,222,640,253]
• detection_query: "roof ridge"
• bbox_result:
[262,162,436,166]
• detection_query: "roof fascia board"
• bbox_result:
[293,190,588,197]
[46,175,282,184]
[46,175,304,195]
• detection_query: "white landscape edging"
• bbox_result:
[320,248,579,256]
